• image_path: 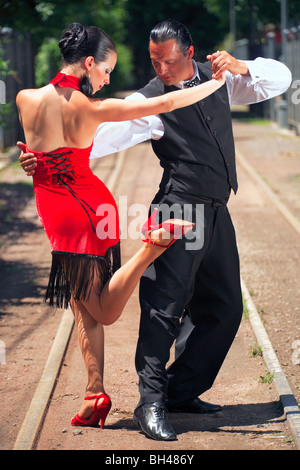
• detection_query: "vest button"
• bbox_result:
[206,116,211,121]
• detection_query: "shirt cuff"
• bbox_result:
[243,57,292,86]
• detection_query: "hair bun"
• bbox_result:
[59,23,87,57]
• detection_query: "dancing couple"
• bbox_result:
[18,19,291,440]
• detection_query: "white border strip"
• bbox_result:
[13,150,126,450]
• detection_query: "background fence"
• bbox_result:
[0,24,300,150]
[0,28,35,150]
[286,27,300,134]
[234,27,300,135]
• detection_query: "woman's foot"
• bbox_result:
[142,209,195,248]
[76,393,102,419]
[71,393,111,428]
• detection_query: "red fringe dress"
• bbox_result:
[28,73,120,308]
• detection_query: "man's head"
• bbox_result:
[149,19,195,86]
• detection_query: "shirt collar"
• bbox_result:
[175,60,200,89]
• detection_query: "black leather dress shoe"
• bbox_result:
[133,402,177,441]
[166,397,222,414]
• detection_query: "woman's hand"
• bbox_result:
[17,141,37,176]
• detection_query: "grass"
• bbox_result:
[249,344,263,357]
[242,295,249,319]
[259,371,275,384]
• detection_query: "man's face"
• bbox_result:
[149,39,194,86]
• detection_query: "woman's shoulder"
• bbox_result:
[16,85,51,106]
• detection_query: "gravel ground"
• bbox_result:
[0,120,299,451]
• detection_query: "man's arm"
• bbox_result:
[91,93,164,159]
[207,51,292,106]
[18,142,37,176]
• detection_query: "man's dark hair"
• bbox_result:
[149,19,194,55]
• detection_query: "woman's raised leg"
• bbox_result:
[81,220,194,325]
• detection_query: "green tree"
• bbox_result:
[1,0,133,93]
[203,0,300,41]
[0,43,14,130]
[125,0,228,87]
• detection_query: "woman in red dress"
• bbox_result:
[16,23,224,428]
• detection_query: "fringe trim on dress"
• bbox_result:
[45,242,121,309]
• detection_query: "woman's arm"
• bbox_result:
[91,74,225,124]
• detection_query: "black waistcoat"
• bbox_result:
[139,61,237,200]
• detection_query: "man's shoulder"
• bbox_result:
[196,60,213,76]
[138,76,164,98]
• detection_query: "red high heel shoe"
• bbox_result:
[141,208,195,248]
[71,393,111,428]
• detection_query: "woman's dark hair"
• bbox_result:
[59,22,116,64]
[149,19,194,55]
[59,23,116,96]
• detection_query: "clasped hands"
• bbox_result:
[207,50,250,79]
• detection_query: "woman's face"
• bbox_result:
[89,51,117,93]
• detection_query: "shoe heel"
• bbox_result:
[100,412,108,429]
[133,413,139,425]
[71,393,111,428]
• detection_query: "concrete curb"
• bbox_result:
[13,145,300,450]
[236,147,300,449]
[13,150,127,450]
[13,308,74,450]
[242,279,300,449]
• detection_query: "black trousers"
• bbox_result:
[135,191,243,407]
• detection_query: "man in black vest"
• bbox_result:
[131,20,243,441]
[130,19,291,441]
[19,19,291,442]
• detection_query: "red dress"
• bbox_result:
[28,73,120,308]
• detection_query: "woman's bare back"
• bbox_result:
[17,85,97,152]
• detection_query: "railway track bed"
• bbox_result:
[0,120,299,451]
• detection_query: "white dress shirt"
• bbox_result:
[90,58,292,159]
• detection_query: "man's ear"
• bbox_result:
[187,45,194,60]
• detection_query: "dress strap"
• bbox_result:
[49,72,81,91]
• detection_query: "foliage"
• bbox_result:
[1,0,133,92]
[35,38,61,87]
[0,43,14,129]
[1,0,300,91]
[203,0,300,40]
[124,0,228,86]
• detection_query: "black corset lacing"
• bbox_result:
[45,150,96,232]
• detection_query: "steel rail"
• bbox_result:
[236,148,300,450]
[13,149,127,450]
[13,145,300,450]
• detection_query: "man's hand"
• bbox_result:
[207,51,250,80]
[17,141,37,176]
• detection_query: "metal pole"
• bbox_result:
[281,0,289,63]
[278,0,289,129]
[230,0,236,45]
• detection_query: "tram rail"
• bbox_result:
[12,149,128,450]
